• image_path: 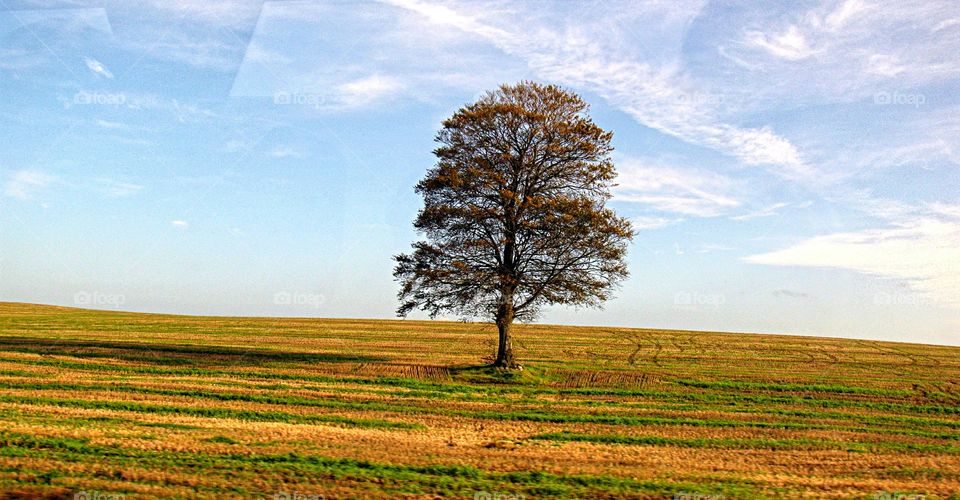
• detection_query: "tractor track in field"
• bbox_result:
[886,344,941,367]
[627,338,644,366]
[606,329,641,366]
[647,336,664,367]
[940,381,960,401]
[803,347,840,365]
[763,341,817,364]
[809,344,841,364]
[794,350,817,363]
[666,333,688,356]
[918,382,960,403]
[684,333,707,356]
[855,339,921,367]
[609,330,664,367]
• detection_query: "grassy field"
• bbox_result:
[0,302,958,499]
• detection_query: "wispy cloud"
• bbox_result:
[142,0,263,29]
[0,48,46,71]
[614,159,740,217]
[269,146,303,159]
[224,139,253,153]
[697,244,734,253]
[721,0,960,105]
[818,105,960,181]
[93,178,143,198]
[746,25,816,61]
[122,29,246,71]
[170,220,189,227]
[95,119,126,130]
[386,0,812,179]
[773,289,810,299]
[731,201,812,221]
[83,57,113,78]
[745,203,960,308]
[3,170,57,200]
[103,1,261,72]
[336,74,404,108]
[630,216,683,231]
[58,92,219,124]
[229,1,525,106]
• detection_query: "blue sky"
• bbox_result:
[1,0,958,346]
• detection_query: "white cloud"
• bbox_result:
[95,119,126,129]
[224,140,253,153]
[0,48,45,71]
[824,0,867,31]
[230,1,526,103]
[141,0,263,28]
[698,244,734,253]
[723,0,960,105]
[58,92,219,124]
[94,0,262,72]
[746,25,815,61]
[110,14,248,72]
[773,289,810,299]
[170,220,189,227]
[865,54,905,77]
[223,8,505,114]
[630,216,682,230]
[94,178,143,198]
[745,205,960,308]
[717,45,760,71]
[933,18,960,32]
[269,146,303,159]
[812,105,960,182]
[730,201,810,221]
[386,0,812,179]
[84,57,113,78]
[3,170,57,200]
[336,74,404,108]
[614,160,740,217]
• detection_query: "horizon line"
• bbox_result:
[3,300,957,350]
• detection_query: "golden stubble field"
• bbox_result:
[0,302,957,499]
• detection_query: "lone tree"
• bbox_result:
[394,82,634,368]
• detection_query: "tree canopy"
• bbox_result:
[394,81,634,367]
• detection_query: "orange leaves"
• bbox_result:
[396,81,633,326]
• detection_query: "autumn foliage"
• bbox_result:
[394,82,634,367]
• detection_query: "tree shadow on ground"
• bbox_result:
[0,336,385,366]
[449,364,540,385]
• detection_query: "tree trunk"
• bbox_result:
[493,291,516,368]
[494,317,515,368]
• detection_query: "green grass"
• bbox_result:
[529,431,960,454]
[0,431,761,498]
[0,394,422,429]
[0,301,958,498]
